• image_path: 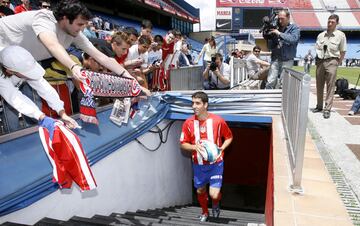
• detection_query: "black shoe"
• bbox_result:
[312,108,323,113]
[323,111,330,119]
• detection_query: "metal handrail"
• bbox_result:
[281,67,311,193]
[229,57,248,88]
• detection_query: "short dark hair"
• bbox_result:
[192,91,208,105]
[53,0,93,24]
[123,26,139,38]
[153,35,164,44]
[328,14,339,23]
[214,52,223,61]
[253,45,261,51]
[138,35,152,46]
[278,9,290,18]
[141,19,153,30]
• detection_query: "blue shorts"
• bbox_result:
[192,161,224,189]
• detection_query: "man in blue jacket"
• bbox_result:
[264,9,300,89]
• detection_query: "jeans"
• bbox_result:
[350,94,360,113]
[304,62,311,73]
[265,59,294,89]
[1,83,41,133]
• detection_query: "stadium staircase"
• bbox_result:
[2,205,265,226]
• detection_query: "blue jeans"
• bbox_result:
[1,83,41,133]
[351,94,360,113]
[265,59,294,89]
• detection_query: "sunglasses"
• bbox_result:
[42,4,50,8]
[254,50,260,53]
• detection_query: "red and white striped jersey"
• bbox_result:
[180,113,233,165]
[39,121,97,191]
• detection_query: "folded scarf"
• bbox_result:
[79,69,142,124]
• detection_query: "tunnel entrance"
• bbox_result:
[192,120,273,214]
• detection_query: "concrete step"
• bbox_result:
[68,216,113,225]
[1,223,30,226]
[35,217,73,226]
[92,214,136,225]
[110,213,160,225]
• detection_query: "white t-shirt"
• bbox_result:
[125,44,149,69]
[208,62,231,89]
[201,43,216,62]
[246,54,260,76]
[174,40,182,51]
[0,9,93,61]
[147,49,162,65]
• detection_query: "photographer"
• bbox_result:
[202,53,230,90]
[263,9,300,89]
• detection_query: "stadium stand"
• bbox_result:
[91,11,203,52]
[310,0,324,9]
[322,0,350,9]
[291,11,320,29]
[346,0,360,8]
[288,0,313,9]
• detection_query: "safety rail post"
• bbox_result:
[281,67,311,194]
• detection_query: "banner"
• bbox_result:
[216,19,232,30]
[216,0,287,7]
[216,7,232,30]
[232,7,242,31]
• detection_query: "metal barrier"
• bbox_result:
[169,65,204,90]
[281,67,311,193]
[229,57,248,88]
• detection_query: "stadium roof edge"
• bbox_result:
[173,0,200,18]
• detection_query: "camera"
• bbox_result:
[259,9,281,38]
[209,56,217,71]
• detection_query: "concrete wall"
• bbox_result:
[0,120,193,225]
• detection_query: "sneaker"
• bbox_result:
[199,213,208,222]
[348,111,355,116]
[212,205,221,218]
[323,110,330,119]
[312,108,323,113]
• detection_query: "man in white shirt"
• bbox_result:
[202,53,230,90]
[124,35,153,87]
[246,46,270,82]
[0,0,135,83]
[0,46,78,133]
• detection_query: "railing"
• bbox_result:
[169,65,204,90]
[281,67,311,193]
[229,57,248,88]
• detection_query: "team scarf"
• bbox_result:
[79,69,142,124]
[39,121,97,191]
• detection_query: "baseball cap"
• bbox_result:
[0,45,45,80]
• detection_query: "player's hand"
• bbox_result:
[140,86,151,97]
[61,113,81,129]
[132,57,144,66]
[195,143,206,157]
[71,64,87,82]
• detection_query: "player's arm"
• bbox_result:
[180,142,204,154]
[255,58,270,67]
[219,119,233,151]
[38,32,86,82]
[219,137,233,152]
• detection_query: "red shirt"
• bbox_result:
[161,39,174,61]
[115,50,128,65]
[14,4,31,14]
[180,113,233,165]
